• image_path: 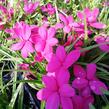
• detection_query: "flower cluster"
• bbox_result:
[1,1,109,109]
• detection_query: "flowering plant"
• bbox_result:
[0,0,109,109]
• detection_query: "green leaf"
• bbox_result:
[18,84,24,109]
[103,105,109,109]
[92,52,108,63]
[8,83,23,109]
[40,101,45,109]
[0,62,5,93]
[89,103,96,109]
[81,42,109,52]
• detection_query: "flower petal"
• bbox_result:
[59,14,68,25]
[21,41,34,58]
[42,75,57,91]
[73,64,86,78]
[83,95,94,109]
[77,11,84,20]
[46,92,60,109]
[72,95,84,109]
[57,68,70,87]
[38,26,47,39]
[47,38,58,46]
[87,63,96,80]
[61,97,73,109]
[55,22,64,29]
[37,88,53,100]
[56,46,66,62]
[46,54,61,72]
[63,25,71,33]
[67,15,74,24]
[95,36,109,52]
[72,77,88,90]
[23,23,31,40]
[11,42,24,51]
[81,86,91,97]
[91,8,99,21]
[64,50,80,69]
[35,39,45,52]
[90,22,106,29]
[89,80,107,95]
[84,8,91,18]
[47,27,56,38]
[59,84,75,97]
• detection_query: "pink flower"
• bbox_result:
[0,4,14,19]
[77,8,106,29]
[46,3,55,15]
[0,4,14,28]
[6,21,35,58]
[19,63,29,70]
[59,13,89,34]
[95,36,109,52]
[24,1,39,14]
[59,14,74,33]
[46,46,80,73]
[72,95,94,109]
[37,70,75,109]
[41,3,55,15]
[35,26,58,61]
[72,63,107,95]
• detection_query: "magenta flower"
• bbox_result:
[47,46,80,73]
[37,70,75,109]
[0,4,14,26]
[46,3,55,15]
[59,13,74,33]
[6,21,35,58]
[95,36,109,52]
[59,13,88,34]
[72,95,94,109]
[35,26,58,61]
[72,63,107,95]
[41,3,55,15]
[77,8,106,29]
[24,1,39,14]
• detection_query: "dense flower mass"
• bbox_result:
[37,72,75,109]
[1,1,109,109]
[35,26,58,61]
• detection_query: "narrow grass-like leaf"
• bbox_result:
[40,101,45,109]
[92,52,108,63]
[0,62,5,93]
[8,83,23,109]
[18,84,24,109]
